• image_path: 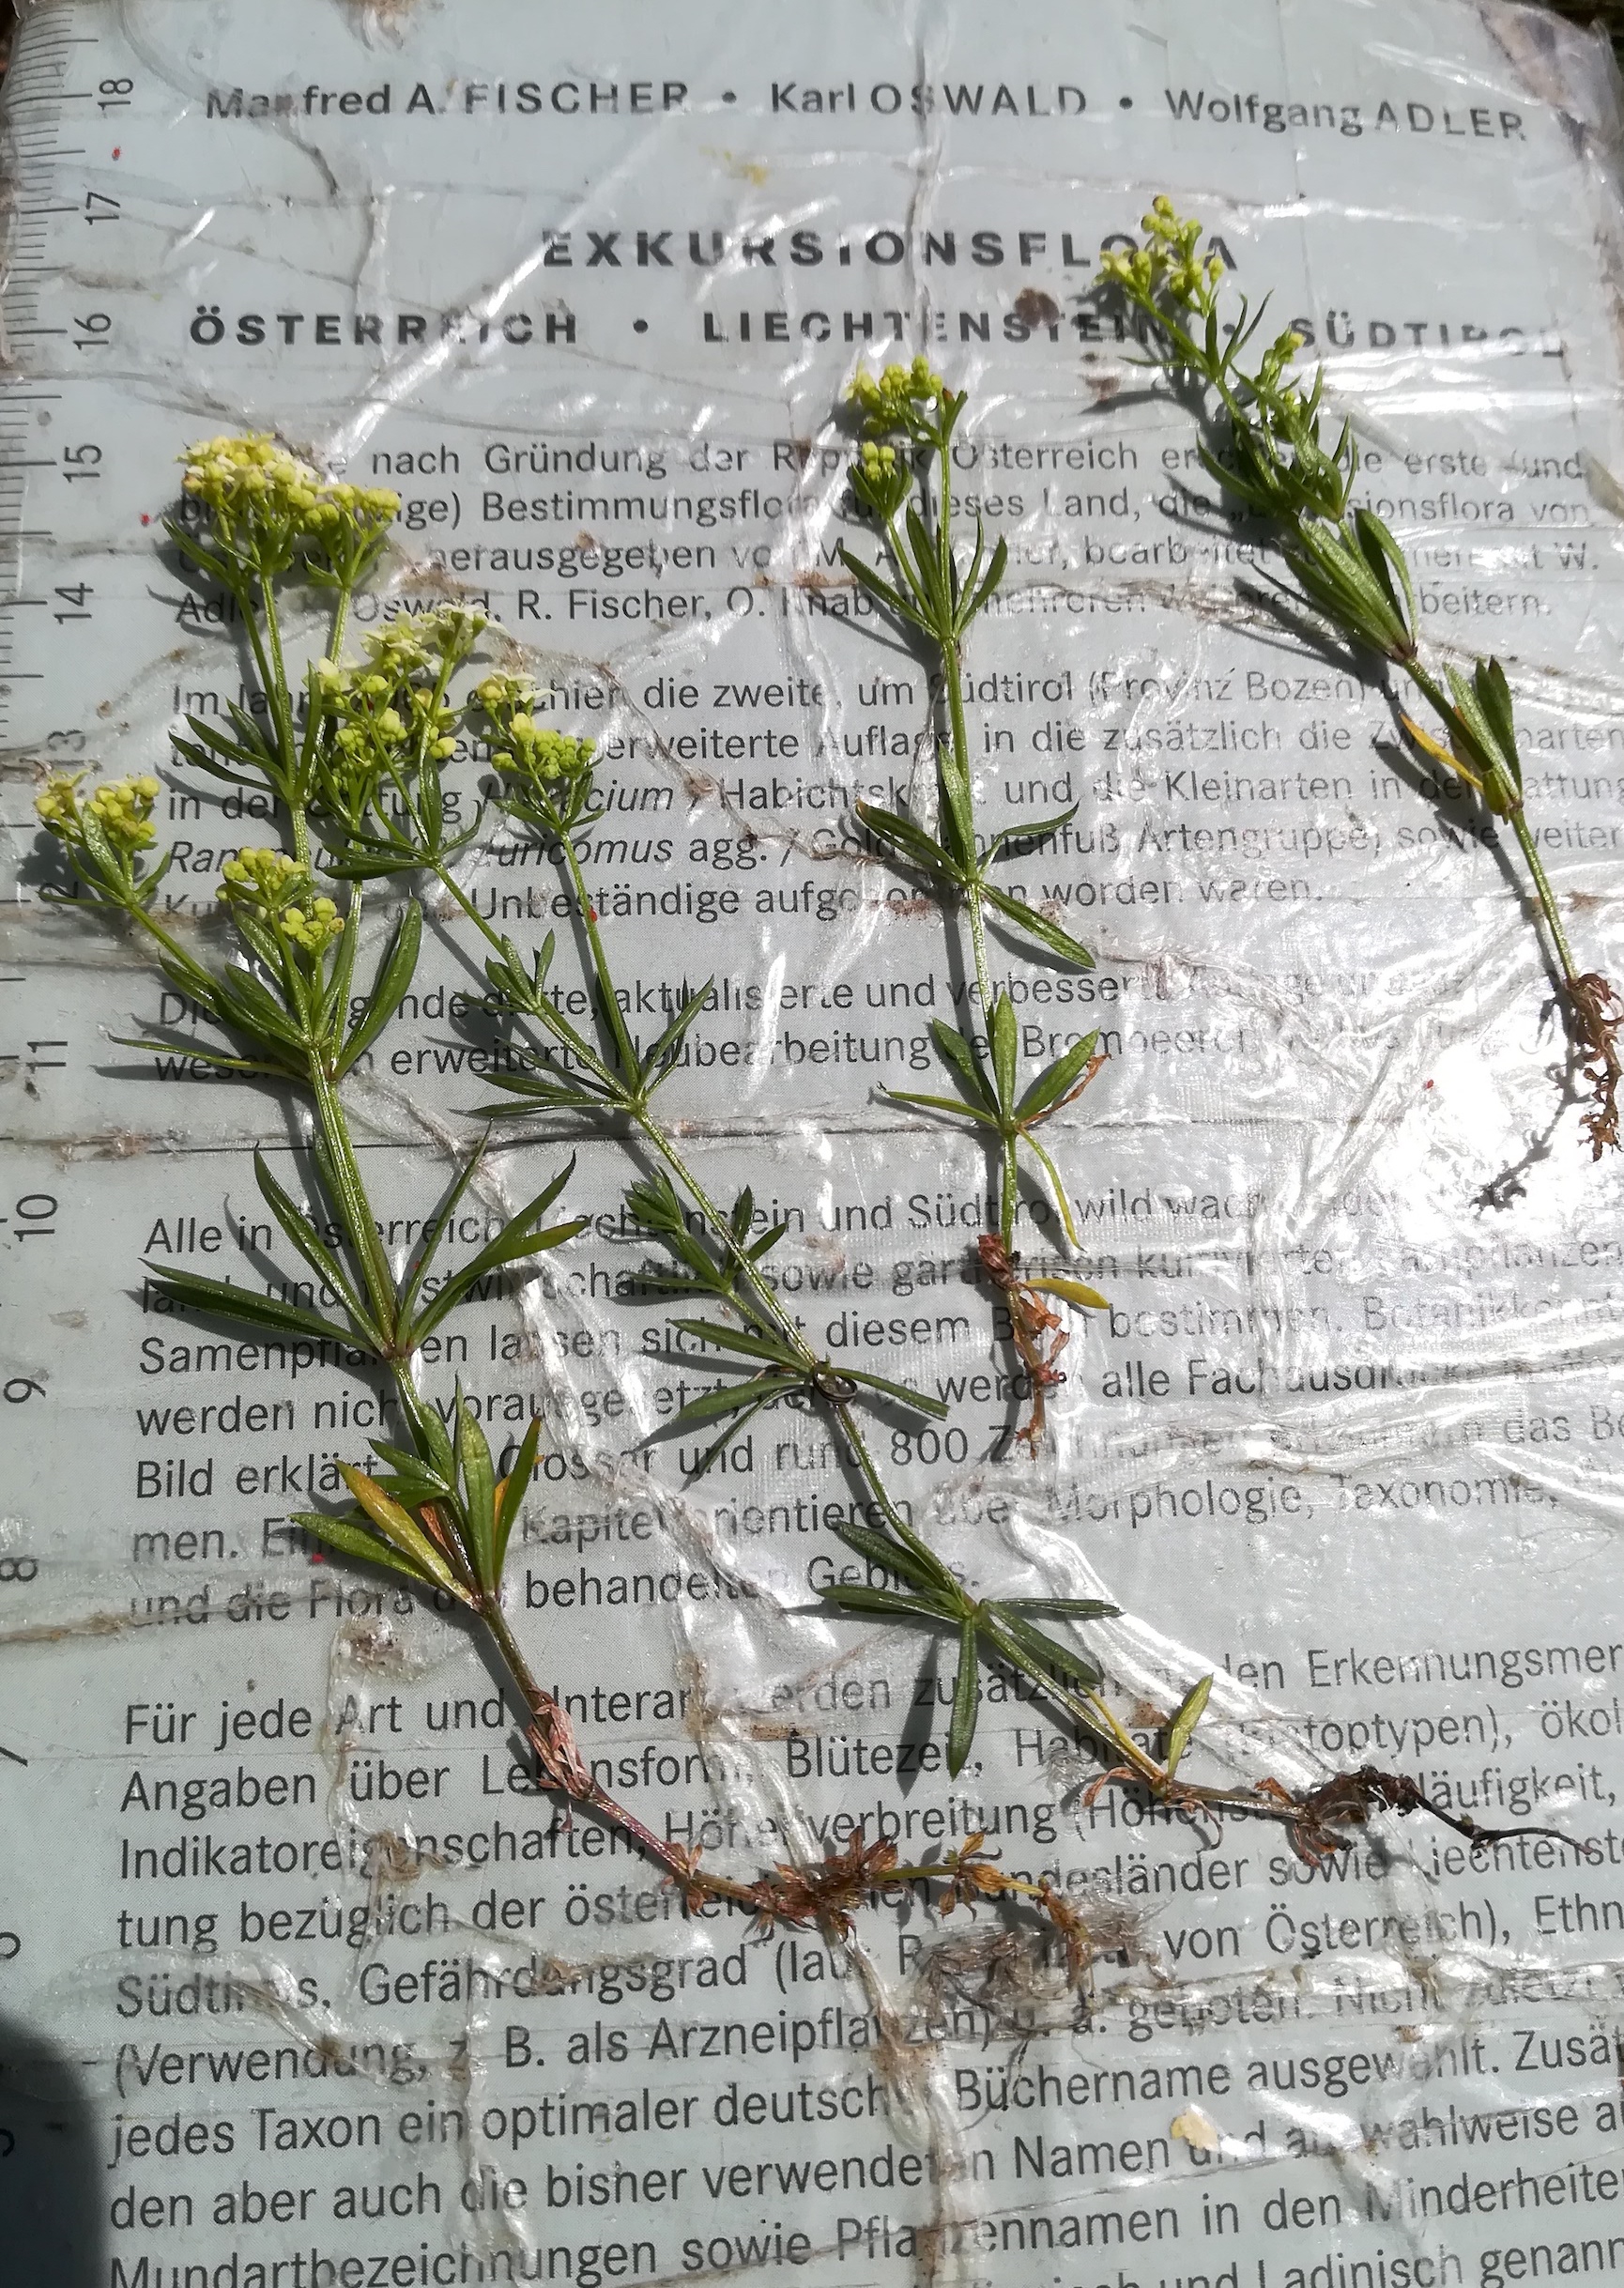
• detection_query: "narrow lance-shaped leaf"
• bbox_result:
[838,1364,950,1420]
[882,1088,999,1128]
[981,882,1095,970]
[686,1393,777,1478]
[820,1585,958,1622]
[338,901,422,1075]
[1026,1272,1111,1312]
[1015,1029,1100,1123]
[947,1619,981,1776]
[983,803,1080,864]
[988,992,1018,1115]
[293,1510,449,1593]
[641,976,712,1085]
[854,800,951,877]
[141,1264,357,1348]
[935,743,977,874]
[991,1610,1105,1694]
[835,543,927,631]
[394,1138,487,1330]
[662,1374,794,1435]
[998,1597,1121,1620]
[1164,1673,1214,1782]
[960,530,1008,628]
[929,1019,996,1113]
[671,1317,804,1368]
[455,1398,498,1592]
[825,1517,958,1601]
[251,1151,380,1345]
[492,1415,542,1584]
[334,1465,472,1604]
[408,1160,585,1342]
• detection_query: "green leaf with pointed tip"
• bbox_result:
[209,964,306,1051]
[904,504,948,620]
[408,1161,584,1343]
[855,800,951,878]
[984,804,1080,864]
[881,1089,999,1128]
[1026,1273,1110,1312]
[294,1511,448,1591]
[826,1519,957,1601]
[988,992,1018,1114]
[1015,1028,1100,1122]
[998,1597,1119,1620]
[143,1265,359,1348]
[370,1437,454,1496]
[641,976,713,1087]
[929,1018,995,1112]
[1164,1673,1213,1780]
[112,1034,284,1079]
[819,1585,955,1621]
[663,1375,793,1434]
[252,1151,378,1344]
[835,544,927,630]
[455,1399,498,1591]
[840,1364,950,1420]
[169,737,258,791]
[745,1219,792,1262]
[493,1416,541,1584]
[1474,656,1521,788]
[335,1466,470,1604]
[935,743,977,875]
[981,882,1094,970]
[1351,508,1417,641]
[338,901,421,1076]
[395,1140,486,1331]
[948,1620,981,1775]
[670,1317,802,1368]
[626,1170,684,1236]
[991,1611,1105,1693]
[961,531,1008,628]
[322,888,363,1043]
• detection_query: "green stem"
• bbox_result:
[256,574,307,867]
[475,1586,767,1911]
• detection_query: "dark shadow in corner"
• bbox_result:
[0,2014,103,2284]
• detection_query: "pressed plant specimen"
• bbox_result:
[1098,199,1622,1155]
[834,359,1112,1450]
[32,428,1553,1981]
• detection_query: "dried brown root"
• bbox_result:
[1567,971,1623,1158]
[1283,1763,1573,1866]
[977,1235,1070,1454]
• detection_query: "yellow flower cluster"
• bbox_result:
[1098,195,1225,314]
[848,356,948,436]
[475,676,594,786]
[36,770,161,854]
[179,434,399,545]
[219,846,343,952]
[859,439,898,484]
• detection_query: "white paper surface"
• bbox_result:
[4,2,1624,2283]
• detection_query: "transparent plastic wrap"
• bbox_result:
[3,3,1624,2284]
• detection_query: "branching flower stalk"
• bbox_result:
[33,432,1560,1975]
[1099,200,1623,1156]
[835,361,1112,1449]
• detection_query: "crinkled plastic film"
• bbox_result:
[3,3,1624,2283]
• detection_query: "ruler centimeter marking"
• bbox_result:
[0,1,84,750]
